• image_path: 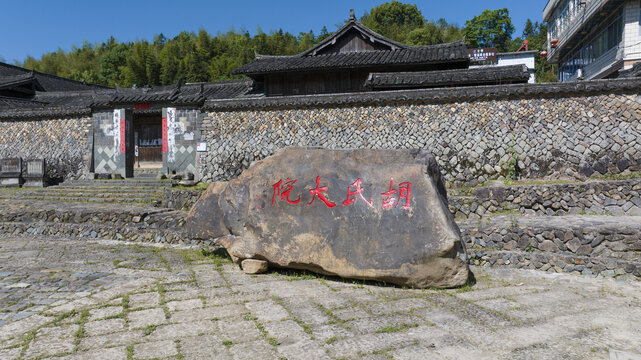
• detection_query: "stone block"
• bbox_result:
[191,147,469,289]
[241,259,269,274]
[0,158,23,187]
[23,159,47,187]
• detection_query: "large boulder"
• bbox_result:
[187,147,470,288]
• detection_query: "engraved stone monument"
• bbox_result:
[23,159,47,187]
[187,147,470,288]
[0,158,24,187]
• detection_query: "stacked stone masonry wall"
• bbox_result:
[198,93,641,186]
[0,116,90,180]
[460,216,641,277]
[161,188,204,211]
[450,178,641,219]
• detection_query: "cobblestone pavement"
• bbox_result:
[0,235,640,360]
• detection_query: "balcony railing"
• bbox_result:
[567,44,621,81]
[547,0,610,61]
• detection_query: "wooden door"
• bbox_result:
[134,118,162,165]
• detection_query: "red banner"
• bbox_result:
[119,118,126,153]
[134,103,150,110]
[162,117,168,152]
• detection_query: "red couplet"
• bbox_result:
[119,118,126,153]
[161,117,168,152]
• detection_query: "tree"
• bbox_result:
[406,22,444,46]
[509,19,556,83]
[436,18,463,43]
[463,8,515,52]
[360,1,424,42]
[317,26,331,42]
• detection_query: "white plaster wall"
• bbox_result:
[623,0,641,66]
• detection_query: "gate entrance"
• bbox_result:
[133,115,162,169]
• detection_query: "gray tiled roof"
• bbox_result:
[364,65,530,90]
[0,62,107,92]
[232,40,469,76]
[0,73,44,91]
[0,79,259,119]
[233,18,468,76]
[0,96,46,110]
[203,77,641,110]
[618,62,641,78]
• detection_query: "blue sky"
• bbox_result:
[0,0,548,64]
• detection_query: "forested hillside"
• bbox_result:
[17,2,554,87]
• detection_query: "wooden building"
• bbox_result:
[232,11,472,96]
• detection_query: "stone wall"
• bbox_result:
[450,178,641,219]
[198,91,641,186]
[161,188,204,211]
[460,216,641,278]
[0,116,91,181]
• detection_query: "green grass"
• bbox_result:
[246,313,281,346]
[173,182,210,191]
[454,282,475,293]
[598,172,641,181]
[150,248,171,271]
[143,324,157,336]
[279,269,318,281]
[178,248,232,268]
[375,323,418,333]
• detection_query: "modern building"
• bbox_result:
[469,50,538,83]
[543,0,641,81]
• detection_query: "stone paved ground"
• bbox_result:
[0,235,640,360]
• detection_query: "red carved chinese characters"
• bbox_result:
[381,178,412,210]
[272,178,301,206]
[381,178,398,209]
[342,178,374,207]
[271,177,410,210]
[307,176,336,208]
[396,182,411,209]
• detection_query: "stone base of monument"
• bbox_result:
[187,147,470,289]
[0,158,24,187]
[23,178,46,187]
[94,173,113,180]
[241,259,269,274]
[0,176,23,187]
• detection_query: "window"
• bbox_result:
[558,13,623,81]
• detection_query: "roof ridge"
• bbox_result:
[255,54,299,59]
[0,95,47,105]
[300,18,408,57]
[407,39,466,50]
[369,64,527,77]
[0,61,109,89]
[34,89,115,97]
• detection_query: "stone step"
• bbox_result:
[467,249,640,278]
[0,221,204,247]
[133,173,160,179]
[0,195,159,205]
[3,190,162,198]
[0,201,186,228]
[458,215,641,265]
[449,178,641,219]
[60,179,175,187]
[13,187,161,194]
